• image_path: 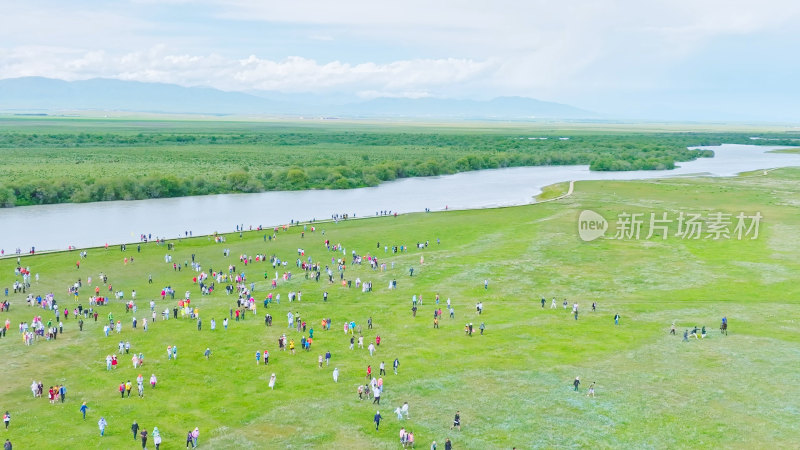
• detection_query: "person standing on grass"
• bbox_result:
[325,350,331,366]
[573,377,580,392]
[451,411,461,431]
[2,412,8,430]
[333,367,339,383]
[191,427,199,448]
[98,417,107,436]
[269,373,276,390]
[3,439,10,450]
[204,348,211,360]
[587,382,596,397]
[614,313,620,325]
[374,410,382,430]
[373,387,381,404]
[185,430,194,448]
[80,401,88,419]
[152,427,161,450]
[140,428,148,449]
[393,358,399,375]
[132,420,139,440]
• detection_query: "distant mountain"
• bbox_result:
[0,77,286,115]
[0,77,598,119]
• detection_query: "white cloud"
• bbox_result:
[0,45,496,96]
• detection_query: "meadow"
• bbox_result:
[2,116,799,207]
[1,166,798,448]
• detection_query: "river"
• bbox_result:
[1,144,798,253]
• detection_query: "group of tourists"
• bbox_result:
[0,221,607,449]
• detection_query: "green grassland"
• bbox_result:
[2,117,799,207]
[1,167,798,448]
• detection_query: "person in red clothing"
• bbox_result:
[376,335,381,346]
[366,365,372,381]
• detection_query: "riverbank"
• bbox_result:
[2,143,799,253]
[5,118,800,209]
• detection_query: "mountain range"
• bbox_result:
[0,77,598,120]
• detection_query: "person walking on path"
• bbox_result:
[374,411,382,430]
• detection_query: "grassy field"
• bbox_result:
[3,117,800,206]
[1,167,799,448]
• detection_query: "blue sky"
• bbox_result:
[1,0,799,120]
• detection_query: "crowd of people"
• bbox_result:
[0,220,727,448]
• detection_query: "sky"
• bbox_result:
[1,0,799,121]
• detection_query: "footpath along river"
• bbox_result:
[1,144,798,253]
